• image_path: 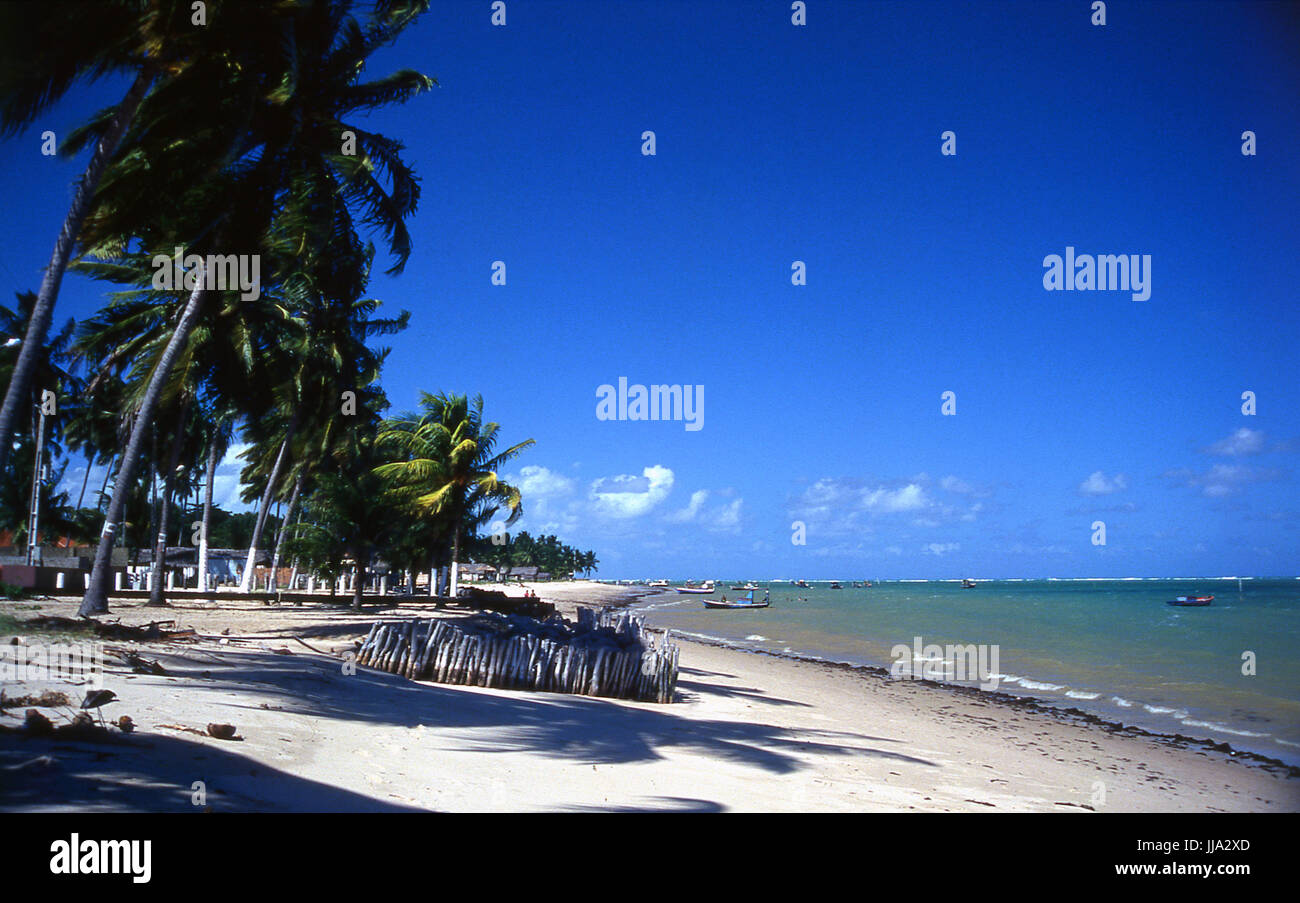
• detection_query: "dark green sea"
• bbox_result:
[631,578,1300,765]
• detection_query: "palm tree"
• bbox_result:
[76,0,432,615]
[237,296,407,592]
[375,393,534,599]
[0,0,220,476]
[288,434,392,610]
[194,408,234,591]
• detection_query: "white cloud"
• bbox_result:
[711,498,743,531]
[1164,464,1283,498]
[1078,471,1128,496]
[1204,428,1266,457]
[789,475,986,537]
[589,465,674,518]
[667,489,709,523]
[940,475,974,494]
[514,465,576,498]
[863,483,928,512]
[923,542,959,556]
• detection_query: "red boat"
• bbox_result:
[1166,595,1214,607]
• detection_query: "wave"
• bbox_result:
[1179,718,1269,739]
[1016,678,1065,691]
[1142,704,1190,719]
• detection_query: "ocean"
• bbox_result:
[630,578,1300,765]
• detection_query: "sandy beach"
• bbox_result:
[1,581,1296,813]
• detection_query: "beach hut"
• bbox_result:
[503,565,540,583]
[458,562,497,583]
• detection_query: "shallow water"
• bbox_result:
[632,578,1300,764]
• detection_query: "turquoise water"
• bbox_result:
[632,578,1300,765]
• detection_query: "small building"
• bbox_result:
[458,562,497,583]
[502,565,540,582]
[136,547,271,588]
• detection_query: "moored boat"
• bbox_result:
[1167,595,1214,607]
[704,589,769,609]
[675,580,715,595]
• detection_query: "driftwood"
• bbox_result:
[356,607,679,703]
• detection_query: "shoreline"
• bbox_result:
[624,589,1300,772]
[662,631,1300,779]
[1,584,1296,811]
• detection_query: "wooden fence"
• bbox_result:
[356,606,680,703]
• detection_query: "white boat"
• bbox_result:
[675,580,715,595]
[648,579,670,588]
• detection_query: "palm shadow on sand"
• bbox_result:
[0,729,424,812]
[165,645,938,775]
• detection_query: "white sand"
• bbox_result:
[1,584,1295,812]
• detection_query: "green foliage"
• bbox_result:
[470,531,598,578]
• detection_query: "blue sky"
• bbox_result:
[2,1,1298,578]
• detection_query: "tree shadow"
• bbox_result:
[0,730,425,813]
[674,678,812,708]
[147,645,938,775]
[559,796,727,813]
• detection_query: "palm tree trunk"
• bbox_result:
[197,434,219,592]
[0,71,152,476]
[268,473,303,592]
[238,414,298,593]
[352,560,364,611]
[79,286,208,616]
[75,452,94,509]
[449,528,461,599]
[147,397,190,607]
[96,452,115,512]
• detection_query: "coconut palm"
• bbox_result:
[288,434,392,610]
[0,0,229,476]
[76,0,432,615]
[375,393,534,599]
[236,295,407,592]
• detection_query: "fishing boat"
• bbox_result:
[648,579,669,588]
[829,581,842,589]
[1167,595,1214,607]
[795,579,809,588]
[962,578,977,588]
[675,580,715,595]
[704,589,769,609]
